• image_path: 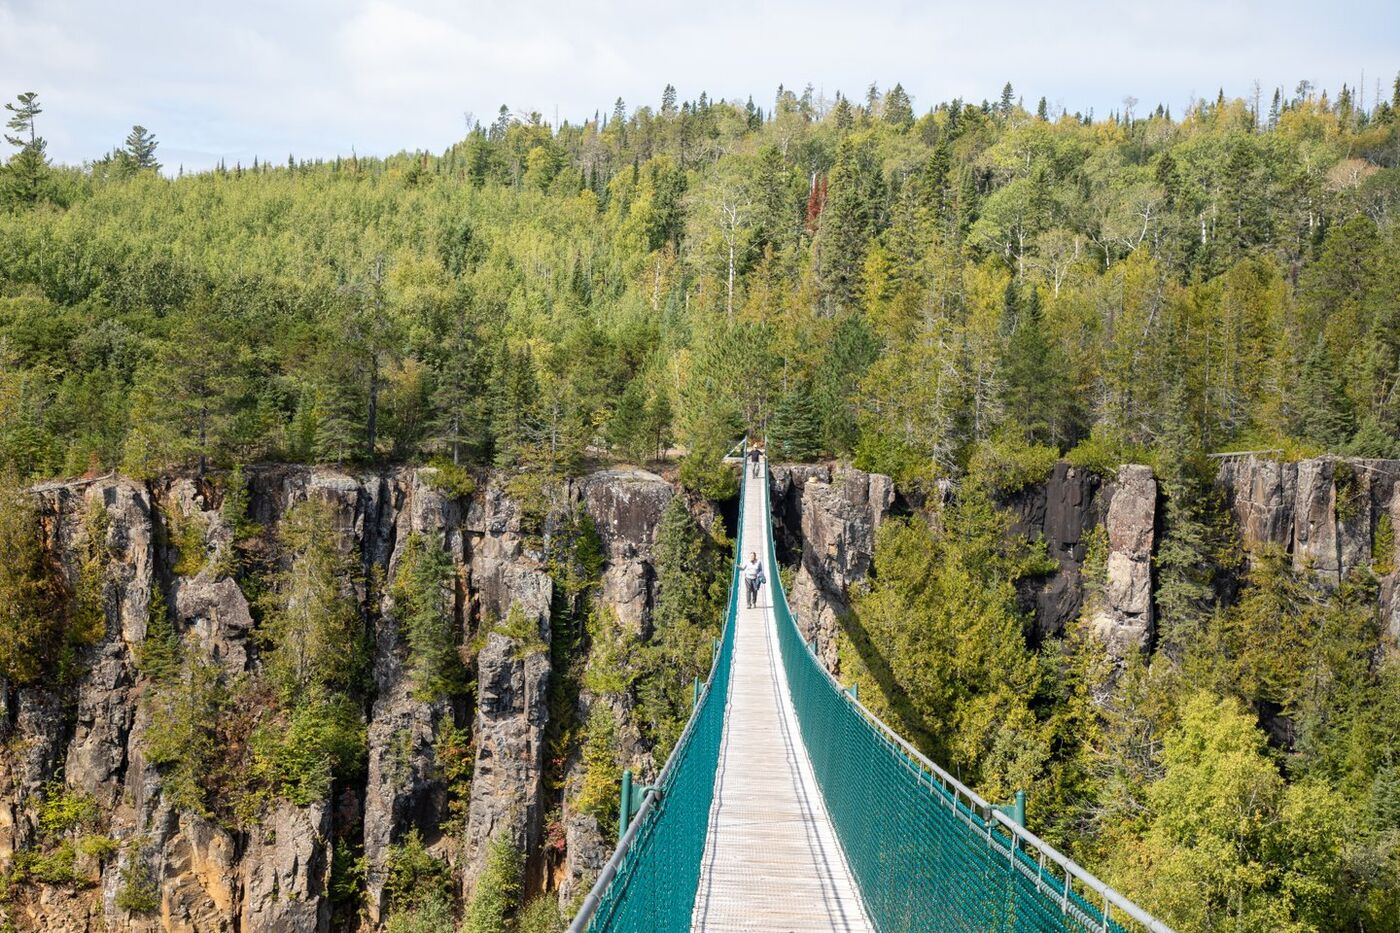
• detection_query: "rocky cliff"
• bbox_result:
[0,464,687,932]
[4,454,1396,931]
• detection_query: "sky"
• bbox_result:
[2,0,1398,173]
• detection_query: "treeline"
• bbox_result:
[0,78,1398,490]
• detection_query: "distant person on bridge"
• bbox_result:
[748,442,762,477]
[742,551,764,609]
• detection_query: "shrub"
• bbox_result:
[250,687,366,806]
[38,783,99,838]
[461,835,522,933]
[493,603,547,657]
[0,472,72,685]
[966,431,1058,495]
[1375,512,1396,576]
[383,828,453,916]
[677,441,738,501]
[167,506,209,577]
[115,857,159,914]
[574,703,621,825]
[423,458,477,500]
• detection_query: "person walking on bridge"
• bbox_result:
[742,551,764,609]
[748,442,762,478]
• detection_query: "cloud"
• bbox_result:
[0,0,1396,170]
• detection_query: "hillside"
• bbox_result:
[2,80,1400,932]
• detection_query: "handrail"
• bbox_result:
[758,459,1174,933]
[566,460,746,933]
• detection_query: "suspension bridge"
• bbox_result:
[568,454,1172,933]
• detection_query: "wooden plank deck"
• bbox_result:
[691,459,873,932]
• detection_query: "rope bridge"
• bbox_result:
[569,457,1172,933]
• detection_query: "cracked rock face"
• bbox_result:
[771,465,894,670]
[1218,456,1400,639]
[1089,465,1158,658]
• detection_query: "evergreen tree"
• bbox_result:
[124,125,160,172]
[1036,97,1049,121]
[1295,341,1354,448]
[814,134,885,310]
[882,83,914,128]
[2,91,48,205]
[999,82,1015,115]
[770,382,824,461]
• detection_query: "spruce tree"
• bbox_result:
[770,383,824,461]
[882,84,914,128]
[1295,341,1354,449]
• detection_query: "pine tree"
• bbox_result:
[1036,97,1049,121]
[607,377,649,463]
[122,125,159,172]
[1000,285,1059,443]
[2,91,49,206]
[999,82,1015,116]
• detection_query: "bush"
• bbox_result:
[677,441,738,501]
[146,656,227,816]
[423,458,477,499]
[137,585,181,681]
[0,472,74,685]
[516,895,566,933]
[167,506,209,577]
[461,835,522,933]
[251,687,367,806]
[383,828,453,916]
[493,603,548,657]
[115,857,159,914]
[574,703,621,825]
[966,431,1058,495]
[38,783,99,838]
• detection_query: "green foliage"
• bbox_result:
[115,857,160,915]
[384,892,455,933]
[769,383,824,462]
[257,498,367,701]
[383,828,453,916]
[145,655,228,816]
[965,429,1058,495]
[250,687,367,806]
[37,783,98,838]
[850,490,1057,801]
[434,717,474,836]
[461,835,523,933]
[391,532,465,701]
[635,496,727,758]
[423,459,477,499]
[137,585,181,681]
[574,702,621,825]
[1374,511,1396,575]
[328,838,367,909]
[515,896,566,933]
[0,472,80,685]
[677,440,738,501]
[492,603,548,657]
[167,506,209,577]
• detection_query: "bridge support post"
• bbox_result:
[846,682,859,702]
[1013,789,1026,827]
[693,677,701,707]
[618,770,633,842]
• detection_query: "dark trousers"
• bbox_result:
[746,578,761,608]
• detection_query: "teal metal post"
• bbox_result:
[693,676,702,707]
[846,682,859,702]
[1013,789,1026,827]
[618,769,633,842]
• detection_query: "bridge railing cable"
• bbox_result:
[758,458,1173,933]
[567,466,746,933]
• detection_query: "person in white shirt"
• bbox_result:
[742,552,764,609]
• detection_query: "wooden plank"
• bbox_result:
[692,460,873,932]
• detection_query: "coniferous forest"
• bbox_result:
[2,77,1400,932]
